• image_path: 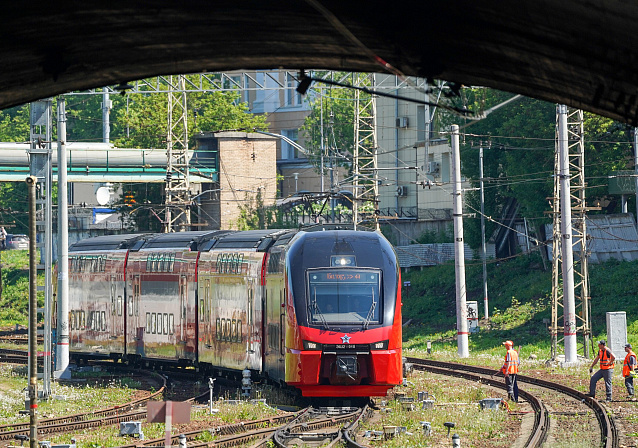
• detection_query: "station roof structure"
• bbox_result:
[1,1,637,125]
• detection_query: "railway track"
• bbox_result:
[251,405,374,448]
[0,371,166,442]
[115,413,297,448]
[407,357,619,448]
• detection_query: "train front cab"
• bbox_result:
[282,230,402,397]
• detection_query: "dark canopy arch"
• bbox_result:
[2,1,638,124]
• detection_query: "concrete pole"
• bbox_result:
[56,97,70,378]
[451,125,469,358]
[102,87,110,143]
[558,105,577,363]
[27,175,38,448]
[479,144,489,320]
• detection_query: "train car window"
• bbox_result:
[74,311,78,330]
[81,311,85,329]
[101,311,106,331]
[220,318,226,340]
[169,314,174,334]
[237,320,242,343]
[226,319,231,342]
[128,295,133,316]
[180,280,187,319]
[88,311,93,331]
[110,284,116,315]
[205,280,211,321]
[152,313,157,334]
[158,253,165,271]
[199,298,204,320]
[163,313,168,335]
[146,313,151,333]
[118,296,123,316]
[231,319,237,342]
[248,290,253,325]
[69,311,73,330]
[216,318,221,340]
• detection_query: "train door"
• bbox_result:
[279,288,285,372]
[204,279,211,346]
[109,275,118,346]
[130,274,141,355]
[179,275,187,341]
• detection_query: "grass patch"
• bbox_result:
[402,253,638,361]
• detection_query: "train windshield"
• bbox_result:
[307,268,381,327]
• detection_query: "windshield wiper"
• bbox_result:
[310,288,329,330]
[362,287,377,330]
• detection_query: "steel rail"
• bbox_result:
[407,357,618,448]
[115,413,298,448]
[407,357,549,448]
[272,407,362,447]
[0,410,148,441]
[343,404,374,448]
[0,370,166,439]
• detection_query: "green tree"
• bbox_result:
[301,73,372,171]
[441,87,635,249]
[0,105,29,142]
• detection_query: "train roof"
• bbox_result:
[69,234,149,252]
[210,229,296,251]
[139,231,232,250]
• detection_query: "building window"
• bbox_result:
[281,129,299,160]
[285,73,302,107]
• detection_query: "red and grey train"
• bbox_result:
[66,227,402,397]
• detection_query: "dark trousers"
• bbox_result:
[505,374,517,399]
[625,376,634,397]
[590,369,613,400]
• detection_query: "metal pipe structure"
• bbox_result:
[557,105,577,363]
[56,97,70,378]
[479,144,489,320]
[451,125,469,358]
[27,175,38,448]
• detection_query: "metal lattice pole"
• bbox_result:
[352,73,379,230]
[28,99,53,397]
[550,105,591,360]
[165,75,190,232]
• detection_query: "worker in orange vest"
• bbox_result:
[622,343,636,400]
[588,340,616,401]
[500,340,519,402]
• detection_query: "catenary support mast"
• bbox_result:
[451,125,469,358]
[165,75,191,232]
[551,105,591,361]
[353,73,379,230]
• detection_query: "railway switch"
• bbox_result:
[119,421,144,439]
[479,398,503,410]
[420,421,432,436]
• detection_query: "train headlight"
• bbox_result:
[303,340,323,350]
[371,340,389,350]
[330,255,356,267]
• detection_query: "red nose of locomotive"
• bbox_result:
[290,331,401,397]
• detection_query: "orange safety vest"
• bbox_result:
[599,348,614,370]
[623,351,636,377]
[501,349,519,374]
